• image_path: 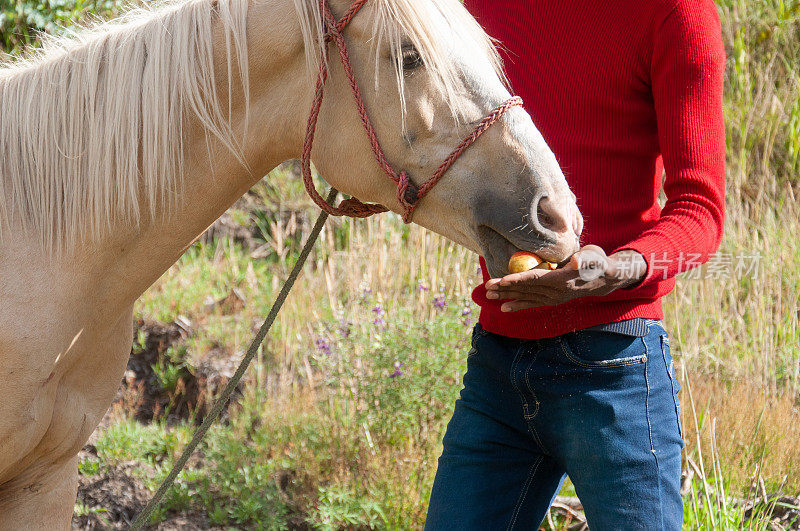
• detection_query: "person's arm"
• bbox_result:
[613,0,727,288]
[485,0,726,311]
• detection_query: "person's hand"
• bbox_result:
[484,246,647,312]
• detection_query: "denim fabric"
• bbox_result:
[425,322,684,530]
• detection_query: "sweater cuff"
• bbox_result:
[612,236,679,289]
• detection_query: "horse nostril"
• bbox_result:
[534,195,568,234]
[537,203,556,230]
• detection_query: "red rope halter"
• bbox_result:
[300,0,523,223]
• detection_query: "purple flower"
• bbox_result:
[433,292,447,310]
[337,318,352,338]
[358,281,373,304]
[417,279,429,292]
[315,337,331,355]
[461,305,473,327]
[390,361,404,378]
[371,301,387,328]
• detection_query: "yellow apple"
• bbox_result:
[508,251,557,274]
[535,261,558,270]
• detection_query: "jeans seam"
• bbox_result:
[643,336,667,528]
[523,350,541,419]
[661,336,683,440]
[509,347,526,423]
[559,338,647,368]
[510,346,548,455]
[506,454,543,531]
[644,339,655,455]
[470,324,488,349]
[522,352,549,453]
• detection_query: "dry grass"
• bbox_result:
[682,376,800,490]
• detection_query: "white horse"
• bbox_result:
[0,0,582,526]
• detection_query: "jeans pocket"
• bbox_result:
[558,331,649,369]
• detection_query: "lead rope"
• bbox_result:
[129,188,338,530]
[131,0,524,523]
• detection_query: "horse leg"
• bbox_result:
[0,306,134,530]
[0,456,78,531]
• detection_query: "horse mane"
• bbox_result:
[0,0,249,251]
[0,0,502,251]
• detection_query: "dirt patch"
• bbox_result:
[116,319,193,424]
[72,446,149,529]
[115,319,244,425]
[72,444,311,530]
[743,494,800,530]
[72,447,217,530]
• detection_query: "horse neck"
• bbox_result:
[87,0,311,310]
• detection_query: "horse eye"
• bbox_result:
[401,45,423,71]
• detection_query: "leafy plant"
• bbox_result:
[307,485,387,530]
[1,0,125,54]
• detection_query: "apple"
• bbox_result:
[535,260,558,271]
[508,251,557,274]
[508,251,542,273]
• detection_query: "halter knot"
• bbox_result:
[394,170,420,223]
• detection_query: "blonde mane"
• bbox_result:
[0,0,501,251]
[0,0,249,250]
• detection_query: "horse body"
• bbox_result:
[0,67,286,530]
[0,0,582,527]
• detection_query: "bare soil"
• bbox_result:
[116,318,245,426]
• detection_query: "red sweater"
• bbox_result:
[466,0,727,339]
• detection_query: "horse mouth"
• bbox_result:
[477,225,556,278]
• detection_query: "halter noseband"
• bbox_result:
[300,0,523,223]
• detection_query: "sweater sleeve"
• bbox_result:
[613,0,726,287]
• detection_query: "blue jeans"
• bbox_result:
[425,322,684,530]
